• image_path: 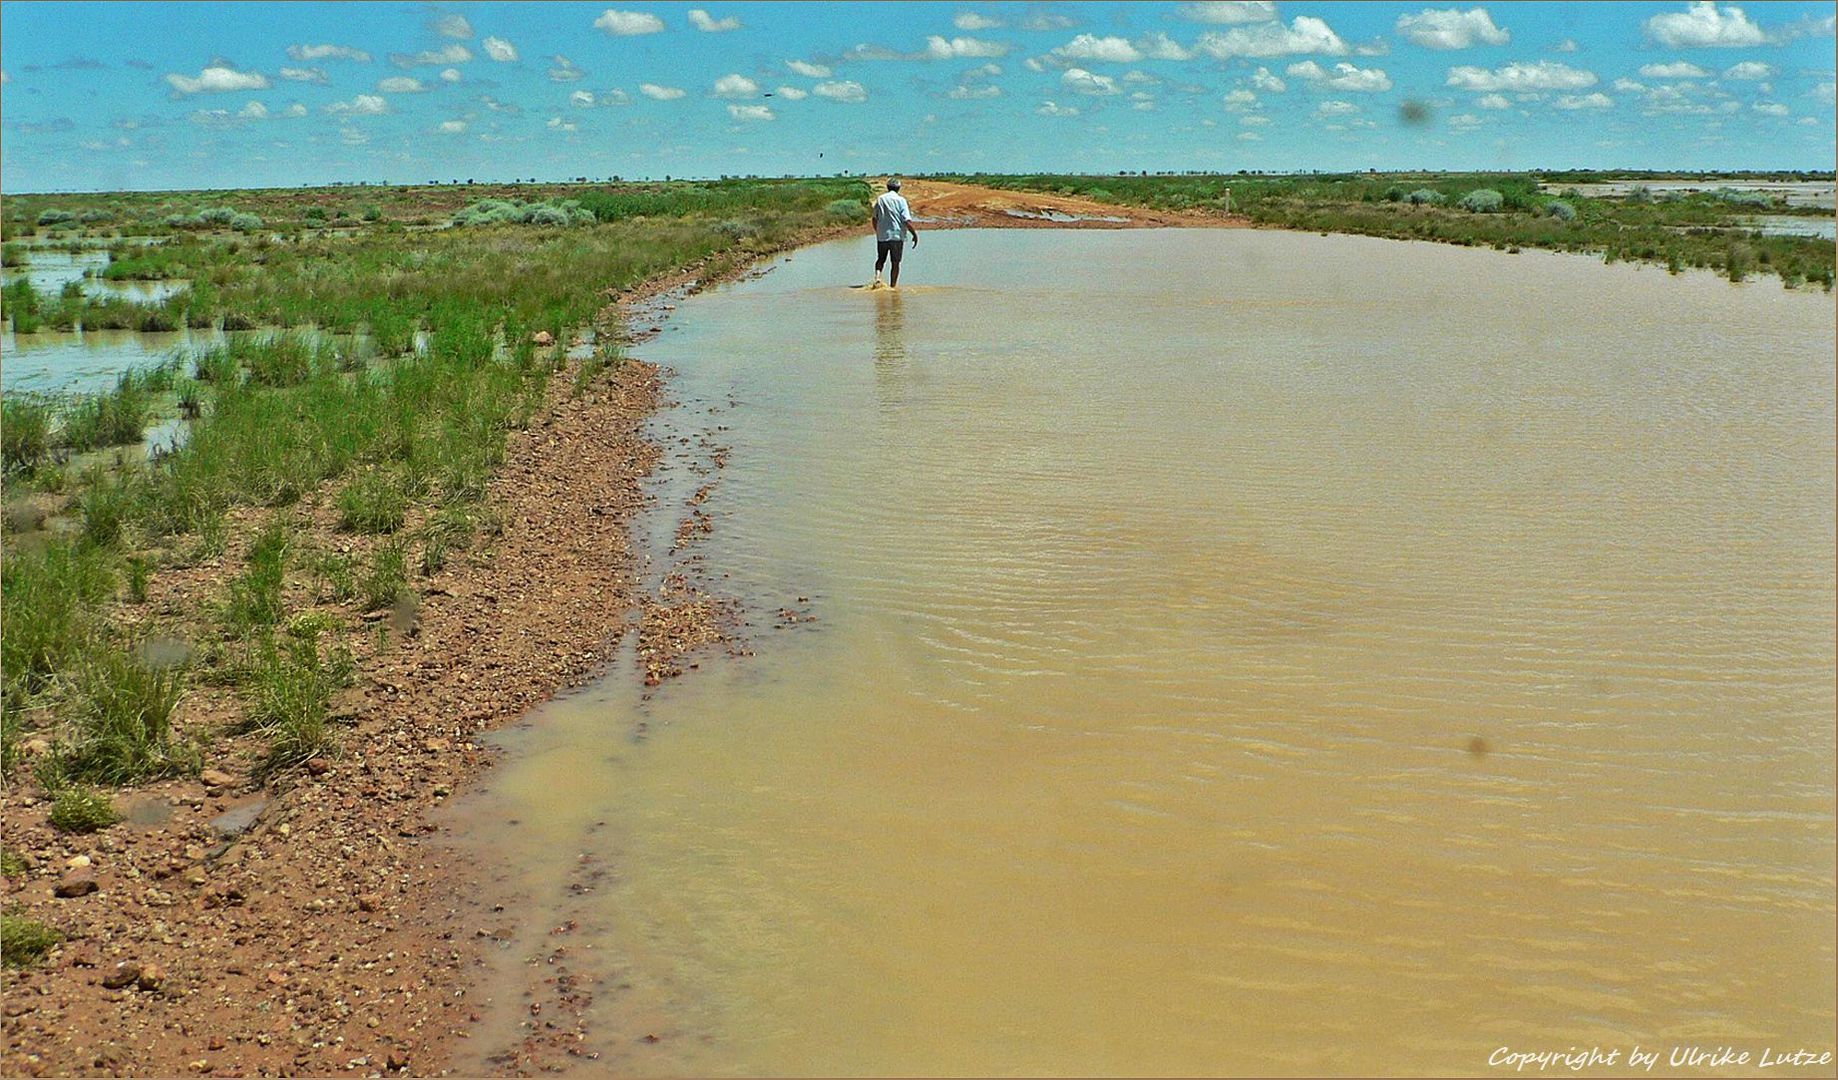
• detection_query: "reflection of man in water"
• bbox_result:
[871,178,919,289]
[873,289,909,410]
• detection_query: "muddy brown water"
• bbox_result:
[447,230,1835,1076]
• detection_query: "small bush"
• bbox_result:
[1625,185,1654,204]
[450,198,594,227]
[1544,200,1577,221]
[1457,189,1503,213]
[1,540,115,693]
[1406,189,1446,206]
[47,786,120,833]
[824,198,865,221]
[35,209,76,226]
[1,913,60,968]
[1382,186,1406,203]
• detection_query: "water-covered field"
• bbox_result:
[453,229,1837,1076]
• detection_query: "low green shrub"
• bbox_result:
[1,913,60,968]
[46,786,120,833]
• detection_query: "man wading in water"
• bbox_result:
[871,177,919,289]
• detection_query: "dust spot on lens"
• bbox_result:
[1466,736,1491,758]
[1399,100,1432,126]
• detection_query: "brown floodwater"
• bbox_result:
[449,230,1836,1076]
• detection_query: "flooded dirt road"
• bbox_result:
[449,230,1835,1076]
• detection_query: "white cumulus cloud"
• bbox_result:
[377,76,427,93]
[1036,100,1080,116]
[1135,32,1193,61]
[1639,60,1709,78]
[948,83,1000,99]
[326,93,387,115]
[283,102,308,117]
[1445,60,1595,91]
[924,36,1010,59]
[640,82,685,100]
[954,13,1003,31]
[1052,34,1143,63]
[1250,66,1286,92]
[440,68,462,83]
[813,79,868,102]
[1395,8,1510,50]
[482,36,518,62]
[727,103,774,121]
[1476,92,1510,108]
[279,66,327,83]
[1194,16,1348,59]
[1288,60,1392,91]
[1751,100,1788,115]
[1722,60,1774,79]
[787,59,831,77]
[549,56,585,82]
[714,73,759,97]
[438,119,467,133]
[1177,1,1276,24]
[287,43,370,62]
[1316,99,1358,115]
[1644,2,1770,48]
[595,9,665,35]
[688,9,741,32]
[774,85,808,100]
[1553,92,1613,109]
[394,44,471,67]
[431,13,472,39]
[165,64,270,94]
[1061,67,1120,95]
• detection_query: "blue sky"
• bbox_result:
[2,1,1833,191]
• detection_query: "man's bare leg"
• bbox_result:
[889,261,901,288]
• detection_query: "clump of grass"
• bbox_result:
[223,518,289,633]
[1,539,115,693]
[309,550,357,604]
[2,398,53,473]
[243,623,354,778]
[0,849,28,876]
[78,467,137,547]
[126,557,152,603]
[55,644,192,784]
[60,374,150,452]
[417,506,476,575]
[46,785,120,833]
[1,912,61,968]
[1726,241,1755,283]
[360,538,408,611]
[337,469,407,533]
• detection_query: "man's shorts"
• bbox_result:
[876,239,904,265]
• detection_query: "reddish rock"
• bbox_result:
[54,870,99,898]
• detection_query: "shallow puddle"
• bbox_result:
[451,230,1835,1075]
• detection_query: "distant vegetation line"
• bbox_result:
[935,171,1835,289]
